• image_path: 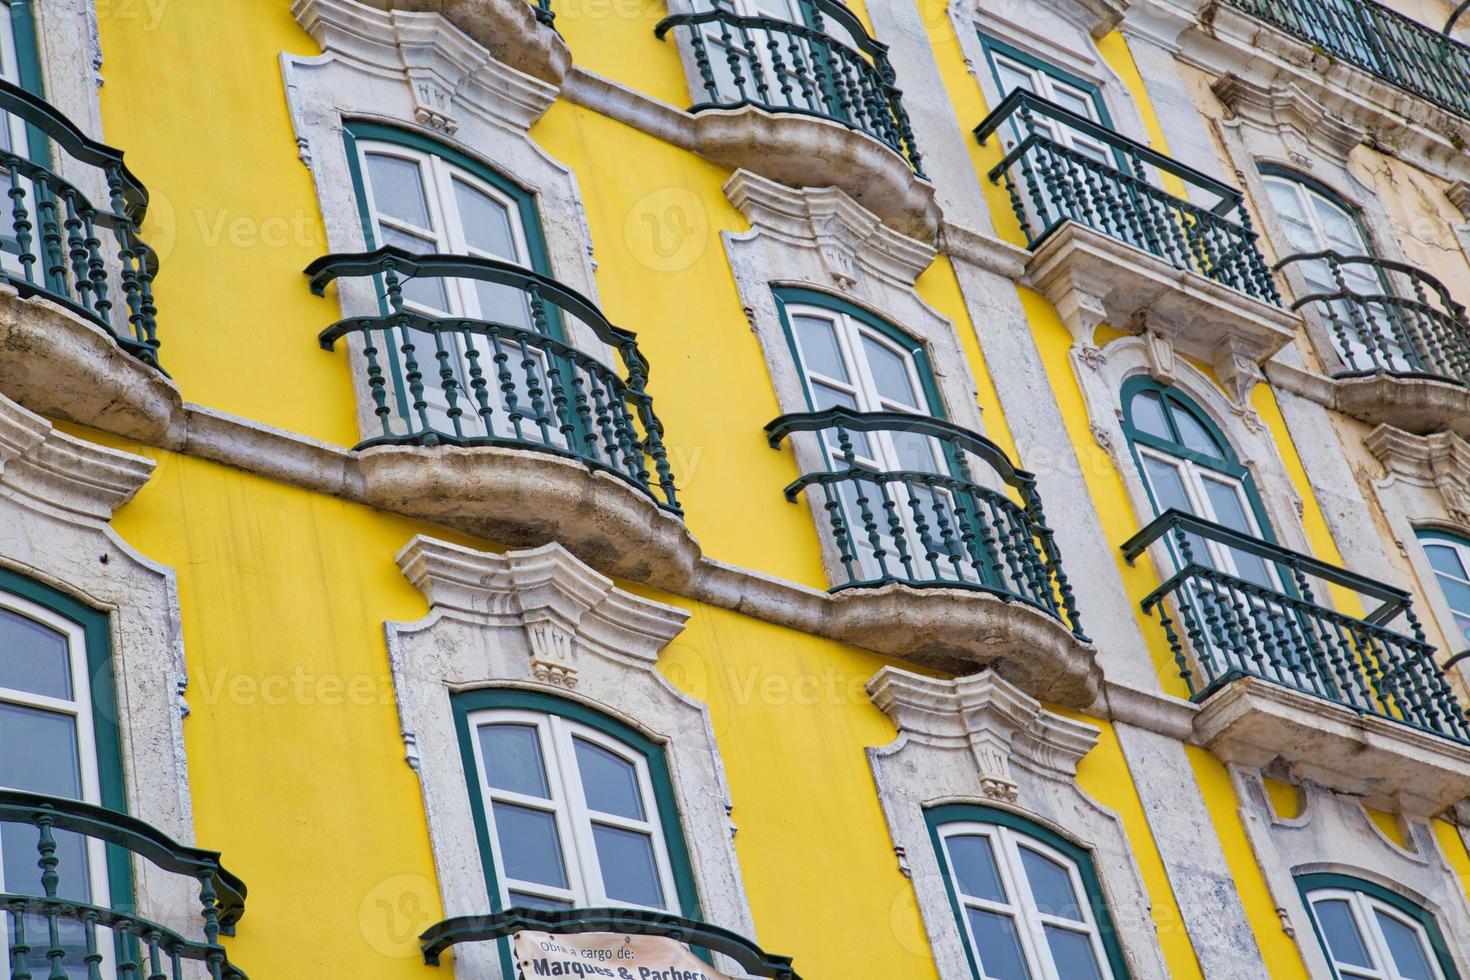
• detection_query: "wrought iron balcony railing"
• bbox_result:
[0,789,247,979]
[530,0,554,26]
[420,906,800,978]
[766,407,1086,639]
[1123,509,1470,743]
[975,89,1281,306]
[1276,250,1470,384]
[0,79,161,368]
[654,0,924,176]
[1225,0,1470,122]
[307,246,680,514]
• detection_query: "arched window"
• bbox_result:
[1416,529,1470,651]
[453,689,700,917]
[1121,377,1275,586]
[0,570,125,974]
[1260,167,1414,373]
[777,289,965,582]
[341,123,570,444]
[1299,874,1460,980]
[928,805,1129,980]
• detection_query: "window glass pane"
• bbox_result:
[492,802,568,889]
[1452,613,1470,647]
[591,824,665,908]
[861,335,920,409]
[1313,898,1375,969]
[966,907,1032,980]
[1169,404,1222,459]
[891,430,940,474]
[0,702,80,798]
[1435,576,1470,618]
[453,179,518,260]
[1019,846,1083,921]
[366,154,433,230]
[1425,542,1468,581]
[945,834,1007,904]
[1142,456,1193,515]
[992,58,1037,97]
[1130,391,1170,440]
[1374,910,1436,980]
[1312,196,1365,252]
[0,608,71,699]
[573,738,645,820]
[1201,477,1273,587]
[508,890,573,911]
[479,724,550,799]
[794,315,849,382]
[1044,926,1104,980]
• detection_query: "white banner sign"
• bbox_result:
[513,930,734,980]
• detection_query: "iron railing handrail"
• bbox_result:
[1275,249,1466,318]
[420,907,800,978]
[766,406,1032,487]
[1225,0,1470,123]
[655,2,889,62]
[0,78,146,218]
[0,789,246,931]
[305,246,641,358]
[766,407,1086,638]
[1122,508,1411,624]
[975,88,1244,211]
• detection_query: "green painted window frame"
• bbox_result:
[976,34,1116,131]
[338,121,574,424]
[772,286,948,419]
[451,688,704,975]
[0,567,134,921]
[1296,872,1462,980]
[1118,375,1279,546]
[925,803,1132,980]
[1413,527,1470,651]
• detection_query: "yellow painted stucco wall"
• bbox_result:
[72,0,1470,978]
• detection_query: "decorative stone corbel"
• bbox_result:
[1142,325,1175,385]
[1211,73,1365,166]
[1365,425,1470,526]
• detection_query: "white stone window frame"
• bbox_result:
[0,390,202,939]
[1229,766,1470,980]
[285,0,617,444]
[722,169,1008,588]
[953,0,1154,175]
[865,665,1170,980]
[1074,335,1311,560]
[386,535,758,979]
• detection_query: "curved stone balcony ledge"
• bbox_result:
[1267,361,1470,438]
[305,0,571,87]
[1192,677,1470,815]
[0,282,181,442]
[808,581,1102,705]
[688,104,938,240]
[357,443,702,591]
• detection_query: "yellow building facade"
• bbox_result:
[6,0,1470,976]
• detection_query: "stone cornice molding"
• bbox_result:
[937,221,1029,282]
[868,667,1099,800]
[1212,72,1366,165]
[292,0,561,134]
[397,536,690,675]
[1138,0,1470,185]
[724,170,937,288]
[0,389,154,523]
[1365,425,1470,525]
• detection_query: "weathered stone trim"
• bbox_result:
[1231,766,1470,977]
[387,537,756,978]
[0,390,199,939]
[865,667,1171,980]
